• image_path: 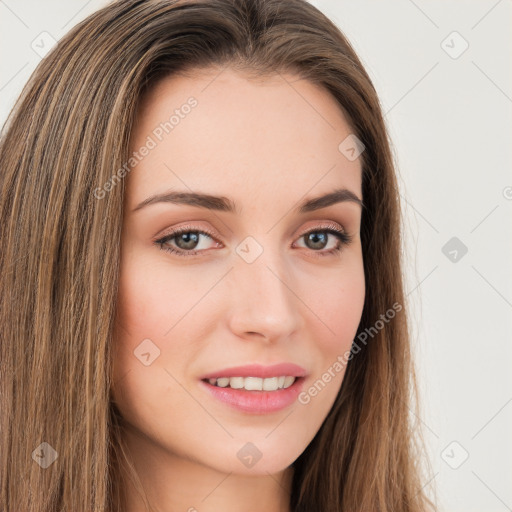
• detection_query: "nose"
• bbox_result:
[226,248,303,342]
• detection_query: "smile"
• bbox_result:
[205,376,296,391]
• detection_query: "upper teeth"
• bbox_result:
[208,376,296,391]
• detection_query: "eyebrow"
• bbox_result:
[132,187,364,214]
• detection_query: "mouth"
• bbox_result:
[198,363,307,413]
[202,375,298,391]
[199,375,306,414]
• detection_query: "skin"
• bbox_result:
[111,66,365,512]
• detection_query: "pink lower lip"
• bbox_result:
[199,377,305,414]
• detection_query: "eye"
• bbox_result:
[293,222,353,257]
[154,226,220,257]
[153,222,353,258]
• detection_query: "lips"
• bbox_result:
[198,363,307,414]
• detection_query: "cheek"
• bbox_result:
[115,244,203,339]
[301,255,365,355]
[330,272,365,346]
[293,261,365,429]
[111,255,199,435]
[112,244,216,407]
[112,249,172,397]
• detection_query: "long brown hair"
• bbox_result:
[0,0,436,510]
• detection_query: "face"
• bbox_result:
[111,67,365,477]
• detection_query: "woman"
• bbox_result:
[0,0,436,510]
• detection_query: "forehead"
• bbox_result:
[126,67,362,209]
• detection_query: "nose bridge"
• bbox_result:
[227,238,301,339]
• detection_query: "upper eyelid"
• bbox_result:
[159,217,348,236]
[155,221,347,242]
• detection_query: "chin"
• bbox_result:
[210,440,303,476]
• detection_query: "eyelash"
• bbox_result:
[153,222,353,258]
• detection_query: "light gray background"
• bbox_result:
[1,1,511,510]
